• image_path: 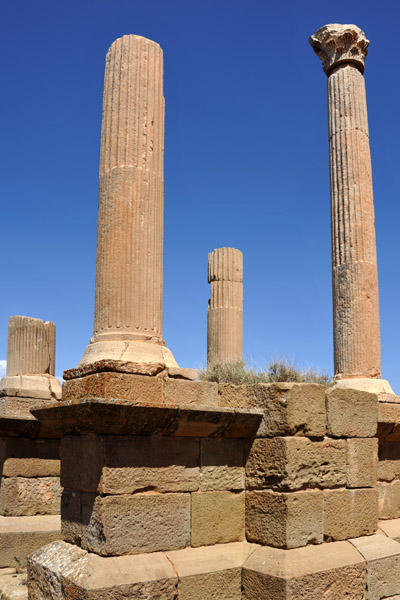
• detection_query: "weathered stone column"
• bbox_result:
[79,35,178,371]
[0,316,61,405]
[309,24,381,381]
[0,316,62,570]
[207,247,243,366]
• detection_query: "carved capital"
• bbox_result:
[309,24,369,76]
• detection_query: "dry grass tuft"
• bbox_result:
[199,358,332,386]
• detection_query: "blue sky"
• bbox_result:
[2,0,400,390]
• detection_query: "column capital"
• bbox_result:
[309,24,369,76]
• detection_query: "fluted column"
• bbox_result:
[207,247,243,366]
[79,35,178,370]
[310,24,381,379]
[6,316,56,376]
[0,316,61,402]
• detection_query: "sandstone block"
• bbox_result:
[0,477,61,517]
[201,438,244,491]
[62,372,163,404]
[245,437,346,491]
[166,541,254,577]
[378,518,400,542]
[378,481,400,519]
[2,458,60,478]
[346,438,378,488]
[61,435,200,493]
[379,442,400,482]
[326,387,378,437]
[0,515,61,568]
[166,542,248,599]
[28,540,178,599]
[163,379,218,407]
[350,534,400,600]
[178,569,241,599]
[242,541,366,599]
[61,489,83,546]
[81,493,190,555]
[1,437,59,461]
[324,488,379,540]
[0,396,51,418]
[191,491,245,546]
[219,382,326,437]
[246,489,323,549]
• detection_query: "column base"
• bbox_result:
[0,376,61,402]
[0,515,61,568]
[27,537,400,599]
[68,339,197,380]
[27,541,252,599]
[332,377,396,396]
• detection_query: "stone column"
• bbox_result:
[79,35,178,371]
[207,247,243,367]
[0,316,61,408]
[309,24,381,381]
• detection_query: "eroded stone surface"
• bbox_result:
[0,477,61,517]
[0,515,61,568]
[78,493,191,555]
[61,435,200,493]
[242,541,366,599]
[326,387,378,437]
[191,491,245,547]
[324,488,378,540]
[246,490,323,549]
[346,438,378,488]
[218,382,326,438]
[246,437,346,491]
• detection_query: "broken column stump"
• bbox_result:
[0,317,61,570]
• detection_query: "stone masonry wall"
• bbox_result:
[219,382,379,547]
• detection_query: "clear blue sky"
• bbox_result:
[2,0,400,390]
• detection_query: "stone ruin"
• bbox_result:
[1,23,400,600]
[207,247,243,367]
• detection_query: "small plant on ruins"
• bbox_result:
[199,358,332,386]
[198,361,269,385]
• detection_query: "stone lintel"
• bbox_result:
[0,414,61,439]
[30,399,262,438]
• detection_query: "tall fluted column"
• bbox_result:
[207,247,243,366]
[79,35,178,370]
[0,316,61,403]
[310,24,381,380]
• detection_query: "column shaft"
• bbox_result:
[94,35,164,342]
[328,65,380,378]
[207,248,243,366]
